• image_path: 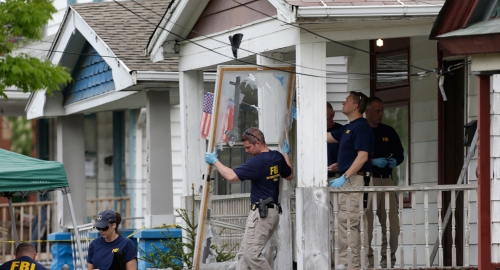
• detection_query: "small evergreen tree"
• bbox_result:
[139,189,236,269]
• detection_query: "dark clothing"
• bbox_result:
[0,256,47,270]
[331,118,374,174]
[327,122,344,177]
[371,123,404,177]
[87,234,137,270]
[234,150,292,204]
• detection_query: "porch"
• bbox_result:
[195,183,478,269]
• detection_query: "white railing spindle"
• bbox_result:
[373,192,378,268]
[333,193,339,267]
[359,194,365,268]
[398,192,404,268]
[346,193,352,269]
[451,190,456,266]
[385,191,391,268]
[412,191,417,268]
[464,190,470,266]
[425,191,430,267]
[438,190,443,267]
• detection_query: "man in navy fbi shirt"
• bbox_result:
[0,242,48,270]
[205,127,293,270]
[327,91,374,268]
[365,96,404,268]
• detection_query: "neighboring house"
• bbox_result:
[143,0,485,268]
[25,0,210,230]
[430,0,500,268]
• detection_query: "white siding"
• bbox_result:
[490,75,500,262]
[327,56,349,124]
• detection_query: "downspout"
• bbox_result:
[128,109,135,229]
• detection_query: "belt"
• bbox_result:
[251,203,275,209]
[374,174,391,179]
[355,171,371,176]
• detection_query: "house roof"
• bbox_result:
[71,0,177,72]
[284,0,444,7]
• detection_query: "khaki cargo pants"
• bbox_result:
[236,207,279,270]
[366,177,400,268]
[336,174,369,268]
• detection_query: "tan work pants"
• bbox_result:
[337,174,368,268]
[236,207,279,270]
[366,177,400,268]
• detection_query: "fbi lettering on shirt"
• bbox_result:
[266,165,280,181]
[8,261,37,270]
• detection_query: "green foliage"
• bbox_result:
[0,0,72,99]
[139,195,236,269]
[8,116,33,156]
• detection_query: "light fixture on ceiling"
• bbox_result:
[376,38,384,47]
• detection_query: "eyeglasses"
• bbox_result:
[96,224,111,231]
[244,130,260,142]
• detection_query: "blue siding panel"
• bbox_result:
[63,44,116,105]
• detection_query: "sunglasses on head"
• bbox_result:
[244,130,260,142]
[96,224,112,231]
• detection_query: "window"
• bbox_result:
[371,38,411,203]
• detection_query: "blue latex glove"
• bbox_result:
[291,106,297,120]
[373,158,388,168]
[387,158,397,168]
[329,175,347,188]
[205,147,218,165]
[283,139,290,154]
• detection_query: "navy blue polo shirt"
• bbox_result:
[0,256,47,270]
[331,117,374,174]
[371,123,404,177]
[327,122,343,177]
[87,234,137,270]
[234,150,292,204]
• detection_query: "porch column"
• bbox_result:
[295,42,330,269]
[257,52,293,270]
[477,75,493,269]
[56,115,86,230]
[145,91,174,227]
[179,71,206,197]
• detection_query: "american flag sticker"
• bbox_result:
[201,92,214,139]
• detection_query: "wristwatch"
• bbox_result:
[341,173,350,180]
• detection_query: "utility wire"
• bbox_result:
[113,0,442,81]
[128,0,374,78]
[232,0,435,74]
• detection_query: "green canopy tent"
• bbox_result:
[0,148,85,267]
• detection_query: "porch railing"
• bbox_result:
[194,184,478,268]
[0,200,56,264]
[329,183,478,269]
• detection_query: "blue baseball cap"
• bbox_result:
[95,209,117,228]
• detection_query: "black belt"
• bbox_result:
[374,174,391,179]
[340,171,371,177]
[251,203,275,209]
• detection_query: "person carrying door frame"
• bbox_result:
[205,127,294,270]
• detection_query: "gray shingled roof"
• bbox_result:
[71,0,177,72]
[285,0,444,7]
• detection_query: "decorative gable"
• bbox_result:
[63,45,115,105]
